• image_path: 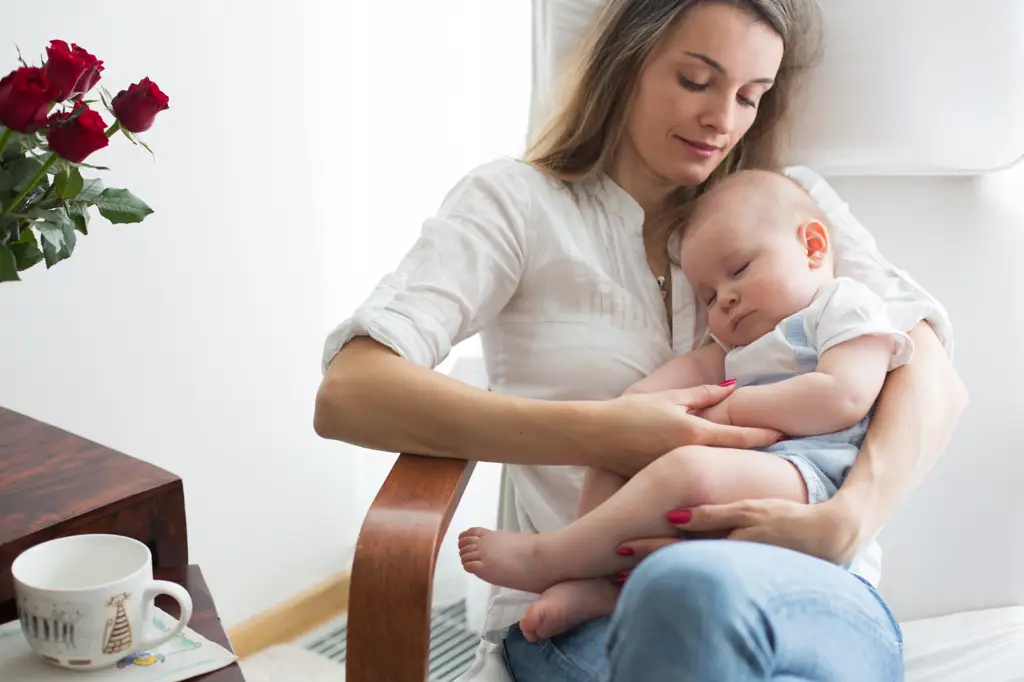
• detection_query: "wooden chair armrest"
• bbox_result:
[347,453,476,682]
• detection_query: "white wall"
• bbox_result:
[826,167,1024,622]
[0,1,530,625]
[5,0,1016,633]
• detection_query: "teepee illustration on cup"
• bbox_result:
[102,592,133,655]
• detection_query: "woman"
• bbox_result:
[315,0,967,679]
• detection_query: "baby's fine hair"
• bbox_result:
[683,169,828,240]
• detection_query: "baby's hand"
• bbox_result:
[694,396,733,426]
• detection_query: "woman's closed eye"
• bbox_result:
[678,75,758,109]
[678,75,709,92]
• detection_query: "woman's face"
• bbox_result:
[624,3,785,189]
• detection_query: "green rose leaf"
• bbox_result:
[0,213,17,242]
[38,212,77,268]
[94,188,153,224]
[7,157,43,192]
[0,244,19,281]
[78,177,106,203]
[11,234,44,271]
[26,207,72,229]
[68,202,90,235]
[0,167,14,193]
[54,165,84,200]
[0,134,22,164]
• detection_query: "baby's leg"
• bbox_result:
[459,446,807,594]
[519,578,620,642]
[502,467,629,642]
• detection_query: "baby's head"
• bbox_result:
[680,169,833,348]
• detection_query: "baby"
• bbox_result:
[459,169,913,642]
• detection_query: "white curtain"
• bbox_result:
[317,1,534,627]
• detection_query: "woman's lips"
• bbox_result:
[677,136,722,159]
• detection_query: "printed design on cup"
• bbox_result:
[101,592,133,655]
[16,595,94,653]
[116,617,203,668]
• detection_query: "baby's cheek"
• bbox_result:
[766,279,808,314]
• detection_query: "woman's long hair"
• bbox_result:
[526,0,824,250]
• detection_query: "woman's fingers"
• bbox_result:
[666,384,736,410]
[667,500,764,532]
[697,421,782,449]
[615,536,681,561]
[665,383,782,448]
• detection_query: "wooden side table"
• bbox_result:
[0,406,245,680]
[155,566,245,681]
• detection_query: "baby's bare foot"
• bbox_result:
[519,578,619,643]
[458,527,559,593]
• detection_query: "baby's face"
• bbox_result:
[681,191,825,347]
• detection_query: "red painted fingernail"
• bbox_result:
[718,379,736,387]
[617,546,635,556]
[776,435,790,442]
[666,509,692,524]
[619,570,632,579]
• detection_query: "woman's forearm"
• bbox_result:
[832,322,969,540]
[314,337,611,467]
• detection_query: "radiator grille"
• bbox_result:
[304,600,479,682]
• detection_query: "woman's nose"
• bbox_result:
[701,95,736,135]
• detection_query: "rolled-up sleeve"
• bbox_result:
[786,166,955,358]
[322,160,529,372]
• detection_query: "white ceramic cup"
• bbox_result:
[11,534,193,670]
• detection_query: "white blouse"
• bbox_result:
[321,157,953,632]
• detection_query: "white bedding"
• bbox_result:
[903,606,1024,681]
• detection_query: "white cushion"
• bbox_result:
[530,0,1024,175]
[902,606,1024,681]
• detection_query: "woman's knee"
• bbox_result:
[617,541,763,621]
[607,541,776,670]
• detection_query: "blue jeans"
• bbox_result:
[503,541,903,681]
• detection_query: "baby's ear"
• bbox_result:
[799,219,830,269]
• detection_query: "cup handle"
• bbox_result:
[136,580,194,652]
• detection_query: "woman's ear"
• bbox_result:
[799,219,830,269]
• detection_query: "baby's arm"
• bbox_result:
[578,342,727,517]
[623,342,727,395]
[716,278,912,436]
[723,335,893,436]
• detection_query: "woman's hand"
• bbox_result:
[603,383,780,475]
[692,394,734,426]
[615,497,864,566]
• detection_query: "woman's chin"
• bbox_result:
[664,160,716,189]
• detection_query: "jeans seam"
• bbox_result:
[853,574,905,650]
[540,637,602,681]
[766,585,904,654]
[502,638,520,682]
[505,625,603,682]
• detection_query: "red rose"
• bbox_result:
[43,40,102,101]
[45,103,109,163]
[111,78,169,133]
[0,67,52,133]
[71,43,103,95]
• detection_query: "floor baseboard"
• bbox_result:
[228,568,351,659]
